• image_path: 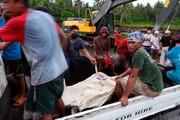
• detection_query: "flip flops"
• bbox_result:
[13,97,27,107]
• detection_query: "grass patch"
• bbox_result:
[118,22,180,29]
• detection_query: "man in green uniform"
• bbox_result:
[115,31,164,106]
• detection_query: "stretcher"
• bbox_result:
[62,72,116,111]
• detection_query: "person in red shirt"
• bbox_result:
[116,38,132,73]
[114,29,122,53]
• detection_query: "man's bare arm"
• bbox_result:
[123,68,140,97]
[0,41,12,51]
[120,68,140,106]
[58,27,67,50]
[81,49,96,64]
[115,68,131,80]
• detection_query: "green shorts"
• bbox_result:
[25,74,64,114]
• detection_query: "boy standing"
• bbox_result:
[114,29,122,53]
[0,0,68,120]
[143,30,152,54]
[151,31,160,60]
[0,8,27,107]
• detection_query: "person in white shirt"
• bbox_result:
[143,30,152,54]
[151,31,160,60]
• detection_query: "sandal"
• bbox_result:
[13,97,27,107]
[13,94,21,101]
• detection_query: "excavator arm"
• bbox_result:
[94,0,179,32]
[154,0,179,30]
[93,0,136,28]
[93,0,136,25]
[93,0,136,35]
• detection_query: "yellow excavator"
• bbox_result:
[62,9,98,34]
[62,0,137,35]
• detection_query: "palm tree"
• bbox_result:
[119,3,133,23]
[154,1,163,22]
[93,0,105,10]
[144,3,154,21]
[29,0,43,8]
[74,0,84,18]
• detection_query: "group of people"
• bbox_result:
[113,29,180,106]
[142,29,180,85]
[142,29,172,65]
[0,0,179,120]
[114,31,163,106]
[114,28,173,66]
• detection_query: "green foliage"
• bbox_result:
[28,0,180,29]
[173,18,180,26]
[63,11,74,19]
[54,16,62,25]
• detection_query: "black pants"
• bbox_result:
[70,56,94,76]
[161,66,175,86]
[64,56,94,85]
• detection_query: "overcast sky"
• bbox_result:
[81,0,166,7]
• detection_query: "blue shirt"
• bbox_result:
[2,42,21,60]
[66,36,86,57]
[0,17,5,27]
[166,46,180,84]
[0,17,21,60]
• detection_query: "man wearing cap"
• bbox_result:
[160,30,171,65]
[115,31,164,106]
